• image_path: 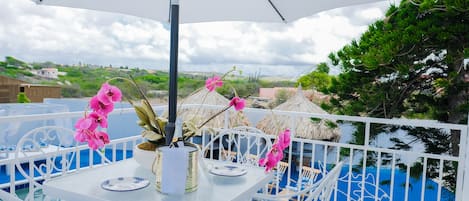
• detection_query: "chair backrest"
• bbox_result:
[14,126,79,201]
[305,161,344,201]
[201,126,272,166]
[277,161,289,178]
[268,161,289,194]
[300,166,322,187]
[252,161,343,201]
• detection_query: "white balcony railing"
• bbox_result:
[0,104,467,201]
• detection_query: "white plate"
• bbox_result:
[209,165,247,177]
[101,177,150,192]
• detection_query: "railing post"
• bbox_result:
[364,121,370,147]
[460,113,469,201]
[224,110,229,129]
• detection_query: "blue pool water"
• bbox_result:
[279,163,455,201]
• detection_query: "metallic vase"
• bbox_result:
[152,142,199,193]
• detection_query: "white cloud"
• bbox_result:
[357,7,386,21]
[0,0,392,77]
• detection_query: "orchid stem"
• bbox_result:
[106,76,163,134]
[197,105,232,130]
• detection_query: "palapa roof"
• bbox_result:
[176,88,249,129]
[256,87,340,142]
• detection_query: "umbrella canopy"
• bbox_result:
[176,88,249,130]
[256,87,340,141]
[33,0,385,23]
[32,0,385,144]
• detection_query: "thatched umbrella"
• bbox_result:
[176,88,249,130]
[256,87,340,142]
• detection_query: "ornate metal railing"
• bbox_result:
[0,104,467,201]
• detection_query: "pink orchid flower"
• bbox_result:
[205,76,223,92]
[277,129,291,150]
[74,129,91,143]
[259,129,291,172]
[229,97,246,111]
[259,154,276,172]
[258,157,275,172]
[86,134,101,150]
[272,144,284,161]
[89,112,108,128]
[75,116,98,131]
[84,131,110,150]
[97,83,122,105]
[74,121,95,143]
[76,82,120,150]
[95,131,110,145]
[259,148,283,172]
[75,112,110,150]
[90,96,114,115]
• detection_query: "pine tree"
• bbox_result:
[327,0,468,189]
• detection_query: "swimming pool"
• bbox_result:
[279,163,455,201]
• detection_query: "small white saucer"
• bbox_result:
[209,165,247,177]
[101,177,149,192]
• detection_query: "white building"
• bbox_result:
[35,68,60,79]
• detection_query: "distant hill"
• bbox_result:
[0,56,296,99]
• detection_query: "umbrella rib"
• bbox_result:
[267,0,286,23]
[168,0,171,22]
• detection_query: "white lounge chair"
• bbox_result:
[268,161,289,194]
[253,161,344,201]
[304,162,344,201]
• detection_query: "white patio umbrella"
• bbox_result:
[32,0,387,144]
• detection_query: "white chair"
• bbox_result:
[268,161,289,194]
[13,126,111,201]
[253,161,344,201]
[201,126,273,166]
[14,126,78,201]
[0,189,22,201]
[284,165,322,195]
[304,161,343,201]
[262,164,322,201]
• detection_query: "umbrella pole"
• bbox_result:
[165,0,179,145]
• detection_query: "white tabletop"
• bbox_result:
[43,158,273,201]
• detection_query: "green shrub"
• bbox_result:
[17,92,31,103]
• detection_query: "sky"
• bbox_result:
[0,0,396,78]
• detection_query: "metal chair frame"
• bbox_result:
[13,126,111,201]
[202,126,273,167]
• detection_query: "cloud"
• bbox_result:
[0,0,391,77]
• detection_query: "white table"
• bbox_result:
[43,158,273,201]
